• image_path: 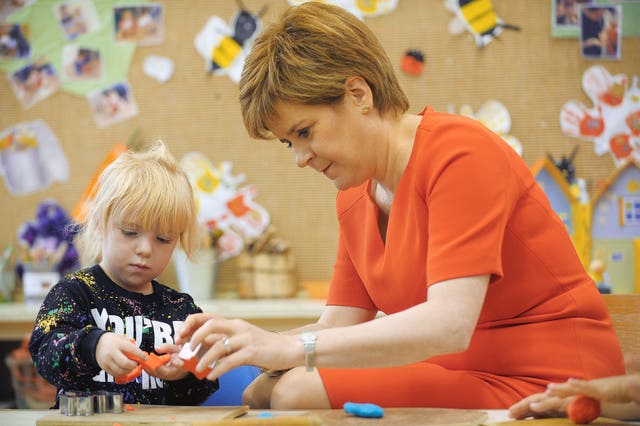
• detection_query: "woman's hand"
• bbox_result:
[176,312,219,346]
[178,313,299,381]
[95,332,146,378]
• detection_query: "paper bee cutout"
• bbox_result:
[444,0,520,48]
[194,1,266,83]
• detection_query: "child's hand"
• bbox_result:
[144,343,188,381]
[95,333,147,378]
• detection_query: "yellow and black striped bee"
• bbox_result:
[209,0,267,73]
[445,0,520,48]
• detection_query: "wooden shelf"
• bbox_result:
[0,298,325,341]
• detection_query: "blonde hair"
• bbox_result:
[75,141,199,266]
[239,1,409,140]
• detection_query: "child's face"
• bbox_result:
[99,215,178,294]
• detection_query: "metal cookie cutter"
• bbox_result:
[93,390,123,414]
[59,391,123,416]
[60,391,93,416]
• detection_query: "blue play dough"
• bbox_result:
[343,402,385,418]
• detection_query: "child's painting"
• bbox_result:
[0,23,31,61]
[53,0,100,41]
[8,58,60,109]
[87,81,138,128]
[61,45,101,82]
[0,120,69,196]
[114,4,164,45]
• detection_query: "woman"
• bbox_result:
[176,2,623,410]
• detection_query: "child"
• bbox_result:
[29,141,218,406]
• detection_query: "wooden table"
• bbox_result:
[0,406,504,426]
[2,407,638,426]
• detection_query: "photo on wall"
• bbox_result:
[580,4,622,60]
[553,0,592,28]
[0,0,35,21]
[0,23,31,61]
[52,0,100,41]
[61,45,102,82]
[113,3,164,45]
[87,81,139,128]
[8,58,60,109]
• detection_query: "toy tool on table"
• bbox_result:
[114,348,172,384]
[178,342,213,380]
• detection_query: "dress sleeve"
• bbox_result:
[326,206,376,310]
[28,278,107,388]
[424,124,516,285]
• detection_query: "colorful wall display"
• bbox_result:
[0,0,141,98]
[179,152,271,261]
[560,65,640,167]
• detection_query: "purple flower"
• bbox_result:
[35,200,70,240]
[17,221,38,246]
[16,200,80,277]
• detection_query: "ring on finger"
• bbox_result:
[222,336,231,355]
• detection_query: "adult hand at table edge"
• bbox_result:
[508,391,570,420]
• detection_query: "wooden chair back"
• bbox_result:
[602,294,640,360]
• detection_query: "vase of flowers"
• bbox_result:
[16,200,79,302]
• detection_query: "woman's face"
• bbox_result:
[267,96,377,190]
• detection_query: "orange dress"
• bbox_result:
[320,106,624,409]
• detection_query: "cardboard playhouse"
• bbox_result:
[534,158,640,294]
[531,157,591,269]
[590,158,640,294]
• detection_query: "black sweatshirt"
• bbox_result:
[29,265,218,406]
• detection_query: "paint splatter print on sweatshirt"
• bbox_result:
[29,264,218,406]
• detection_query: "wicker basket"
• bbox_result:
[237,252,297,298]
[5,334,56,409]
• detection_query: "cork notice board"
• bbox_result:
[1,1,639,295]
